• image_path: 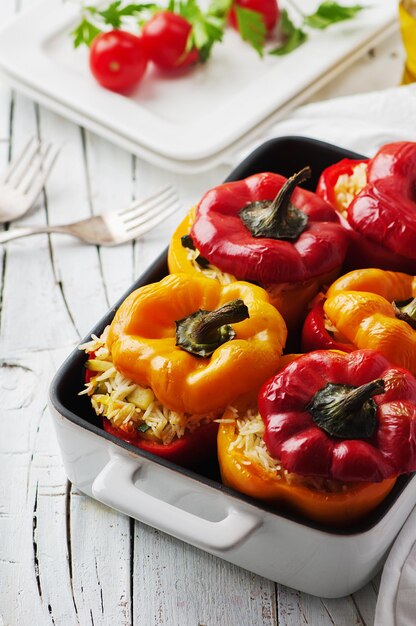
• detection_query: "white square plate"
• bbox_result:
[0,0,398,171]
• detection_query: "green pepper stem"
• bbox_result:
[393,297,416,329]
[336,379,385,417]
[307,378,385,439]
[261,166,311,233]
[238,167,311,240]
[193,300,249,344]
[175,299,249,358]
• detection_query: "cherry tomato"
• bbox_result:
[229,0,279,33]
[142,11,199,71]
[89,30,148,93]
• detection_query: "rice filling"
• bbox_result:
[79,327,215,445]
[227,409,347,493]
[186,248,234,284]
[334,162,368,214]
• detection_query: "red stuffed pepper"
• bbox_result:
[316,142,416,273]
[188,168,348,334]
[259,349,416,483]
[301,298,355,353]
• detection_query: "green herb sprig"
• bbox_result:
[71,0,366,59]
[271,1,365,56]
[173,0,226,63]
[71,1,158,47]
[71,0,228,62]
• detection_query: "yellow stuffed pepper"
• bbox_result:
[302,268,416,373]
[81,273,287,467]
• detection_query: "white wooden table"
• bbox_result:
[0,1,407,622]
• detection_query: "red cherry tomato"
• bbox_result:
[89,30,148,93]
[229,0,279,33]
[142,11,199,71]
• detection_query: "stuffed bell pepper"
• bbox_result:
[218,349,416,526]
[302,268,416,373]
[316,141,416,273]
[168,168,349,335]
[80,273,287,467]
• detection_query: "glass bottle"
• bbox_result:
[399,0,416,83]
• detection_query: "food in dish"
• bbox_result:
[302,268,416,372]
[80,273,286,466]
[316,142,416,272]
[79,138,416,528]
[169,168,349,334]
[218,408,395,526]
[219,349,416,525]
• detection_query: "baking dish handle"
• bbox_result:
[92,453,261,552]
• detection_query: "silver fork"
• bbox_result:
[0,137,60,222]
[0,186,180,245]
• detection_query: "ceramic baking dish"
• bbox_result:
[49,137,416,598]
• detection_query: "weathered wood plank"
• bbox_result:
[352,578,380,626]
[0,94,79,354]
[0,0,16,331]
[321,595,364,625]
[132,524,277,626]
[0,348,78,626]
[277,586,337,626]
[32,119,136,625]
[36,110,110,338]
[69,491,132,626]
[0,83,11,332]
[82,131,136,307]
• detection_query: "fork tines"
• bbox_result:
[122,186,180,233]
[1,136,60,196]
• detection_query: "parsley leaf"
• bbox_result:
[207,0,232,18]
[234,5,266,57]
[96,1,124,28]
[95,1,158,28]
[179,0,225,63]
[137,423,150,432]
[71,17,102,48]
[304,2,364,30]
[72,2,159,47]
[269,9,307,56]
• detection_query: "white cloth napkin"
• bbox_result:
[233,83,416,162]
[375,505,416,626]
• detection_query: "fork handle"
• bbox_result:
[0,225,75,243]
